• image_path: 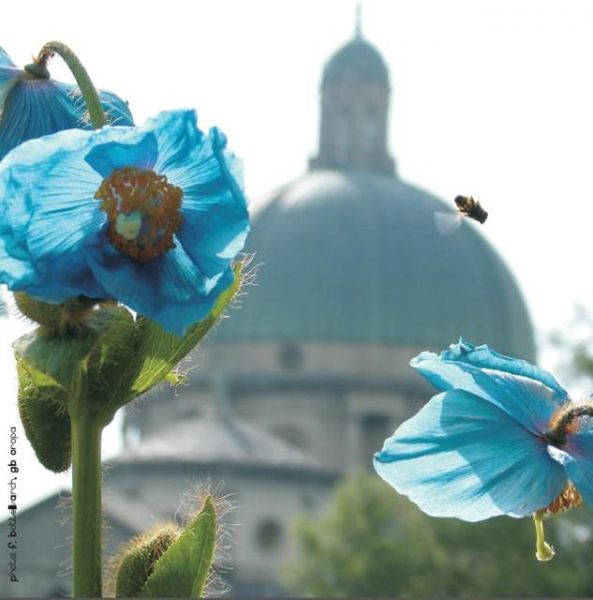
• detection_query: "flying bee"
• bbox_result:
[434,195,488,235]
[454,195,488,224]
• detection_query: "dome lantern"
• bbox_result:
[309,25,395,175]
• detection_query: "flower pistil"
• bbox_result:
[533,510,555,562]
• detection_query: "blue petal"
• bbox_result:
[84,110,203,178]
[85,233,229,335]
[0,173,50,295]
[443,338,568,397]
[0,78,134,160]
[410,350,567,436]
[2,127,104,265]
[0,236,37,292]
[0,47,16,67]
[0,80,80,159]
[0,48,18,99]
[0,67,19,107]
[153,118,249,278]
[98,89,134,126]
[69,87,134,127]
[85,133,158,178]
[148,266,236,336]
[0,175,105,302]
[374,389,566,521]
[0,125,133,299]
[150,109,205,175]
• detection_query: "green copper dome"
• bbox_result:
[322,38,389,86]
[216,170,535,360]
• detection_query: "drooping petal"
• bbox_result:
[0,47,19,114]
[85,232,231,335]
[410,350,566,436]
[442,338,568,397]
[70,87,134,127]
[0,47,16,68]
[374,389,566,521]
[0,78,134,160]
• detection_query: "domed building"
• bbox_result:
[117,25,534,594]
[0,25,535,599]
[124,30,534,454]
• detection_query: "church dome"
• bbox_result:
[215,29,535,361]
[322,37,389,86]
[217,169,535,360]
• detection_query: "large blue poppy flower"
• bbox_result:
[0,109,249,335]
[374,339,592,556]
[0,46,133,159]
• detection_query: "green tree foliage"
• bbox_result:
[286,470,593,597]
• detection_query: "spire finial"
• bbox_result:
[355,2,362,38]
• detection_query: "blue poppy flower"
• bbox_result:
[0,109,249,335]
[0,46,133,160]
[374,339,593,559]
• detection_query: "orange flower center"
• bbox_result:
[95,167,183,261]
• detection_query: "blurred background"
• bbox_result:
[2,0,593,596]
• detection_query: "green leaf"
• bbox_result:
[13,328,99,396]
[16,356,71,472]
[130,263,242,397]
[140,497,217,598]
[13,292,97,330]
[84,305,139,419]
[16,354,64,390]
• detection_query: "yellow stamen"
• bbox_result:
[544,483,581,515]
[95,167,183,261]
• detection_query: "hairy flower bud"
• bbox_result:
[112,524,180,598]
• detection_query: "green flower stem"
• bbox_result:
[29,41,106,129]
[70,408,103,597]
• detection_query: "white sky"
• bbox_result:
[2,0,593,507]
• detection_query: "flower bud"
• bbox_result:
[112,524,180,598]
[0,45,133,160]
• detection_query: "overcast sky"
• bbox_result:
[3,0,593,506]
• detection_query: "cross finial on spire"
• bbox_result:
[355,2,362,38]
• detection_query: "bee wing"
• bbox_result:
[433,211,463,235]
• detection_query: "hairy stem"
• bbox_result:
[29,41,106,128]
[70,408,103,597]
